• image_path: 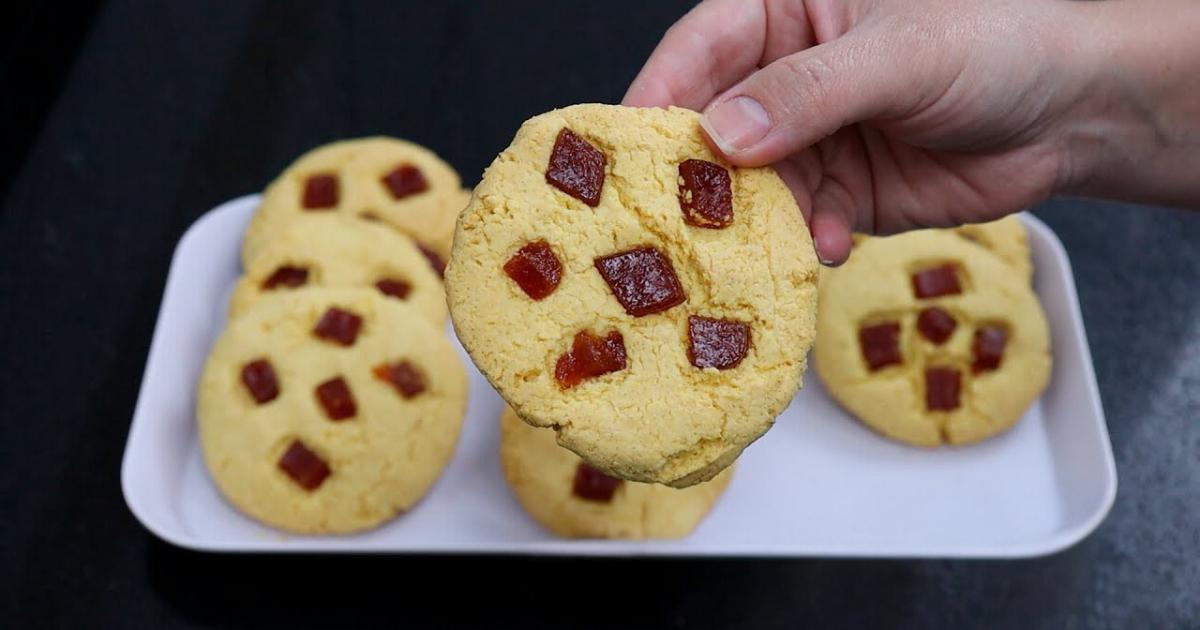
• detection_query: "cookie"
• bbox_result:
[228,215,447,324]
[197,288,468,533]
[815,230,1051,446]
[241,137,463,273]
[446,104,819,487]
[952,216,1032,281]
[499,407,732,539]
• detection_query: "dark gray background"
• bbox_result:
[1,1,1196,628]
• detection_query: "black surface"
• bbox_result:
[0,1,103,196]
[1,1,1197,628]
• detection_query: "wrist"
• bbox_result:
[1055,0,1200,206]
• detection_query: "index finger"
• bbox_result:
[623,0,770,110]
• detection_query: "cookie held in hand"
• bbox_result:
[446,104,818,487]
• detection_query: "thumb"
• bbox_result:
[700,33,912,166]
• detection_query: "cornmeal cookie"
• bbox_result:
[229,215,446,324]
[197,288,468,533]
[446,104,819,487]
[500,407,732,539]
[815,230,1051,447]
[242,137,463,274]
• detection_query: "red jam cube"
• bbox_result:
[278,440,331,491]
[545,128,606,206]
[313,307,363,346]
[925,367,962,411]
[594,247,686,317]
[381,164,429,200]
[687,316,750,370]
[503,240,562,300]
[916,307,957,345]
[572,462,623,503]
[261,266,309,290]
[375,278,412,300]
[315,376,356,420]
[972,325,1009,373]
[859,322,902,371]
[678,159,733,228]
[373,361,427,398]
[241,359,279,404]
[911,264,962,298]
[302,174,339,209]
[554,330,627,389]
[416,242,445,278]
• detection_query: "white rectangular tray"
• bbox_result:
[122,195,1116,557]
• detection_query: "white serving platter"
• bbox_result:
[121,195,1116,557]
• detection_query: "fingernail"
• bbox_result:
[701,96,770,155]
[814,234,837,266]
[811,232,840,267]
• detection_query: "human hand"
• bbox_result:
[625,0,1200,265]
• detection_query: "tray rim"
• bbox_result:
[121,195,1117,558]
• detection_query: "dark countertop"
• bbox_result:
[1,1,1196,627]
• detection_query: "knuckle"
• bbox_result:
[771,54,841,121]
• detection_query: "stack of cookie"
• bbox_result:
[815,217,1052,447]
[196,138,471,534]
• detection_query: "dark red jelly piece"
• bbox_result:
[302,174,339,209]
[925,367,962,411]
[416,242,446,278]
[375,278,412,300]
[858,322,902,371]
[972,325,1009,373]
[315,376,357,420]
[916,307,957,345]
[503,240,562,300]
[572,462,623,503]
[261,266,309,290]
[594,247,686,317]
[554,330,627,389]
[912,264,962,298]
[373,361,427,398]
[678,159,733,228]
[278,440,331,491]
[313,307,363,346]
[381,164,429,200]
[241,359,279,404]
[545,128,606,206]
[687,316,750,370]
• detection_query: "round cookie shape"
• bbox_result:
[446,104,819,487]
[229,215,447,324]
[197,288,468,534]
[241,137,463,270]
[815,230,1051,447]
[499,407,732,539]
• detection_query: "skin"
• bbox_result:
[624,0,1200,265]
